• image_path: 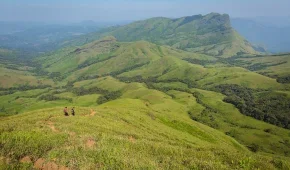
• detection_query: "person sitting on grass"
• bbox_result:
[71,107,75,116]
[64,107,69,116]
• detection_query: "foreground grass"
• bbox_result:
[1,98,290,169]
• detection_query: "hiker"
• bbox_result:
[64,107,69,116]
[71,107,75,116]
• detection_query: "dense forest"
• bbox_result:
[215,84,290,129]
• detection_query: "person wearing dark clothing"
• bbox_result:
[64,107,69,116]
[71,107,75,116]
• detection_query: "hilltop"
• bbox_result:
[67,13,261,58]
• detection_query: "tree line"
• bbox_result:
[277,75,290,84]
[71,86,122,104]
[0,84,51,92]
[215,84,290,129]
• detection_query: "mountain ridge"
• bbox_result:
[65,13,261,58]
[231,17,290,53]
[1,13,290,169]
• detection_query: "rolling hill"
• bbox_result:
[0,48,54,89]
[37,37,282,90]
[1,76,290,169]
[0,35,289,166]
[1,13,290,169]
[230,53,290,82]
[66,13,261,58]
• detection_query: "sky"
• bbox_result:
[0,0,290,23]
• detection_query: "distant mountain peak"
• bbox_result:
[99,36,117,42]
[67,13,259,57]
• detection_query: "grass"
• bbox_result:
[189,88,290,156]
[74,76,126,92]
[2,74,290,158]
[1,98,290,169]
[0,88,97,115]
[197,66,283,89]
[1,75,290,169]
[0,66,53,88]
[35,36,280,92]
[1,28,290,169]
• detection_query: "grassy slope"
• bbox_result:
[2,77,290,158]
[118,53,283,90]
[65,13,259,58]
[38,37,280,90]
[236,53,290,78]
[37,36,119,74]
[0,65,53,88]
[188,88,290,156]
[1,37,290,169]
[1,79,290,169]
[197,67,283,89]
[37,37,164,82]
[0,48,54,88]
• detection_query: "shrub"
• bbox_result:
[215,84,290,129]
[277,75,290,84]
[39,94,60,101]
[247,143,260,152]
[97,91,122,104]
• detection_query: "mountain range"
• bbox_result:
[1,13,290,169]
[231,17,290,53]
[67,13,262,58]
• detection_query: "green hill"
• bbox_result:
[37,37,276,89]
[0,48,54,88]
[1,78,290,169]
[1,15,290,169]
[0,36,288,166]
[227,53,290,83]
[33,38,289,129]
[67,13,260,58]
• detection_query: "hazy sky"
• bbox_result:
[1,0,290,23]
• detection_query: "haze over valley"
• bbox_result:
[1,0,290,169]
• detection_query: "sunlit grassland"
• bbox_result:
[189,88,290,156]
[237,54,290,77]
[1,75,290,169]
[196,67,283,89]
[74,76,127,92]
[0,66,53,88]
[35,37,285,92]
[1,98,289,169]
[1,33,290,169]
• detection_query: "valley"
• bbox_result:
[1,12,290,169]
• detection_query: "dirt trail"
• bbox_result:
[43,116,78,137]
[47,121,59,132]
[68,131,76,137]
[34,158,69,170]
[86,138,96,148]
[90,109,96,116]
[43,162,58,170]
[20,156,32,163]
[129,136,136,143]
[34,158,45,169]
